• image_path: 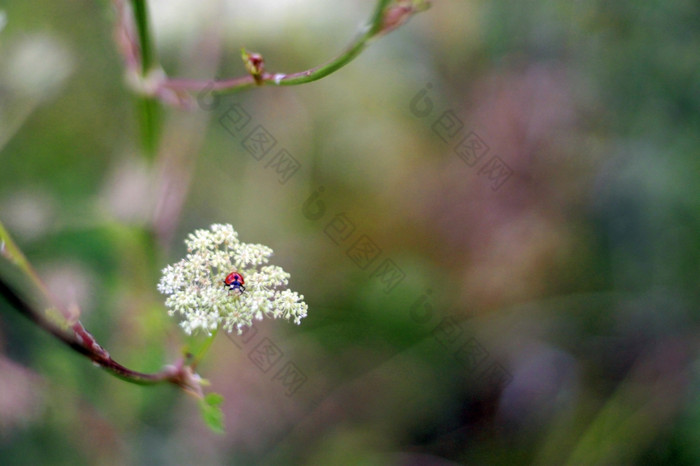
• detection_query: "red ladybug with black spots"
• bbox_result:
[224,271,245,293]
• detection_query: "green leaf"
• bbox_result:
[199,393,225,434]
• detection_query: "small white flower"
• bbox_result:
[158,224,308,335]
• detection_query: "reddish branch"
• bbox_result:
[0,278,199,393]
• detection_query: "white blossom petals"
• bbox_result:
[158,224,308,335]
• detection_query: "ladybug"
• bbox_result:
[224,271,246,293]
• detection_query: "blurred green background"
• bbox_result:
[1,0,699,464]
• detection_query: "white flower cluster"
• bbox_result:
[158,224,308,335]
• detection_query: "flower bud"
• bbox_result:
[241,48,265,85]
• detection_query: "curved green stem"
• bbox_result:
[370,0,394,35]
[163,0,423,95]
[276,0,391,86]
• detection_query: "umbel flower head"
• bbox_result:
[158,224,308,335]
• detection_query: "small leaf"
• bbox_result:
[199,393,225,434]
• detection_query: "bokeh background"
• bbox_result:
[1,0,700,464]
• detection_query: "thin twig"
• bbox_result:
[159,0,429,96]
[0,277,194,388]
[1,222,198,391]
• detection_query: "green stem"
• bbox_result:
[276,0,391,86]
[130,0,154,73]
[274,32,372,87]
[369,0,393,35]
[189,327,219,369]
[0,221,53,300]
[163,0,398,94]
[130,0,161,157]
[137,96,161,156]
